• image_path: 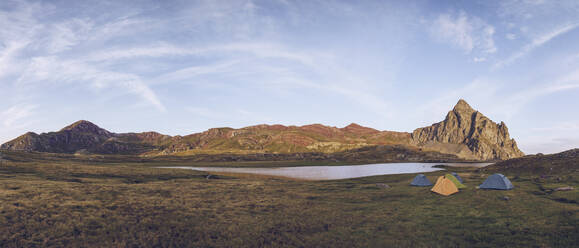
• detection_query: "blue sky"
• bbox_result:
[1,0,578,154]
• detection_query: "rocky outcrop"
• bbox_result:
[411,99,524,160]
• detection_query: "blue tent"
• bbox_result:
[410,174,433,186]
[451,172,464,183]
[479,173,514,190]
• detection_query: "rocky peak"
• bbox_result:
[411,99,524,160]
[61,120,112,137]
[452,99,475,114]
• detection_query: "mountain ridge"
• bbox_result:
[0,100,524,160]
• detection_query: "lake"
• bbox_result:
[162,162,491,180]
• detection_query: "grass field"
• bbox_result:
[0,152,577,247]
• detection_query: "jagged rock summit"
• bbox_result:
[411,99,524,160]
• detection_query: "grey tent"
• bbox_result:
[410,174,433,186]
[479,173,514,190]
[451,172,464,183]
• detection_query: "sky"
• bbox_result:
[1,0,579,154]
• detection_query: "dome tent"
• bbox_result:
[451,172,463,183]
[431,176,459,196]
[479,173,514,190]
[410,174,433,186]
[445,173,466,189]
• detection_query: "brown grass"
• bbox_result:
[0,154,577,247]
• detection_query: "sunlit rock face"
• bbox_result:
[411,99,524,160]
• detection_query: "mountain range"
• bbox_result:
[0,100,524,161]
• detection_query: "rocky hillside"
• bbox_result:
[0,99,525,161]
[0,121,170,154]
[157,123,410,155]
[479,149,579,175]
[411,99,524,160]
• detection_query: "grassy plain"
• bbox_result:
[0,151,577,247]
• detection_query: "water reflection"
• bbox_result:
[162,162,490,180]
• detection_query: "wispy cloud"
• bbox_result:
[506,33,517,40]
[17,56,166,112]
[0,0,167,112]
[493,23,579,69]
[417,78,500,124]
[417,70,579,124]
[0,0,578,151]
[0,104,36,128]
[0,41,29,79]
[501,71,579,117]
[473,57,487,62]
[85,42,325,68]
[431,11,497,56]
[43,18,93,54]
[185,107,273,124]
[518,136,579,154]
[186,107,223,119]
[531,122,579,132]
[89,40,393,118]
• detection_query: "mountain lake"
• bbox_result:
[161,162,492,180]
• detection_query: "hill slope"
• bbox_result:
[479,149,579,174]
[0,120,170,155]
[0,100,524,161]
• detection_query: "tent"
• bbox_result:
[410,174,433,186]
[451,172,464,183]
[445,173,466,189]
[479,173,514,190]
[431,176,459,196]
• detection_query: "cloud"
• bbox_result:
[186,107,223,119]
[152,59,244,85]
[417,71,579,122]
[473,57,487,62]
[185,107,273,124]
[505,72,579,111]
[43,18,94,54]
[531,122,579,132]
[17,56,166,112]
[488,71,579,119]
[0,1,44,79]
[0,0,168,110]
[518,122,579,153]
[506,33,517,40]
[417,78,500,123]
[85,42,324,68]
[0,104,36,128]
[0,41,29,79]
[518,136,579,154]
[493,23,579,69]
[81,40,395,118]
[431,11,497,55]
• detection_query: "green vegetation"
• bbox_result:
[0,152,577,247]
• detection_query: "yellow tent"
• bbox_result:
[431,176,459,196]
